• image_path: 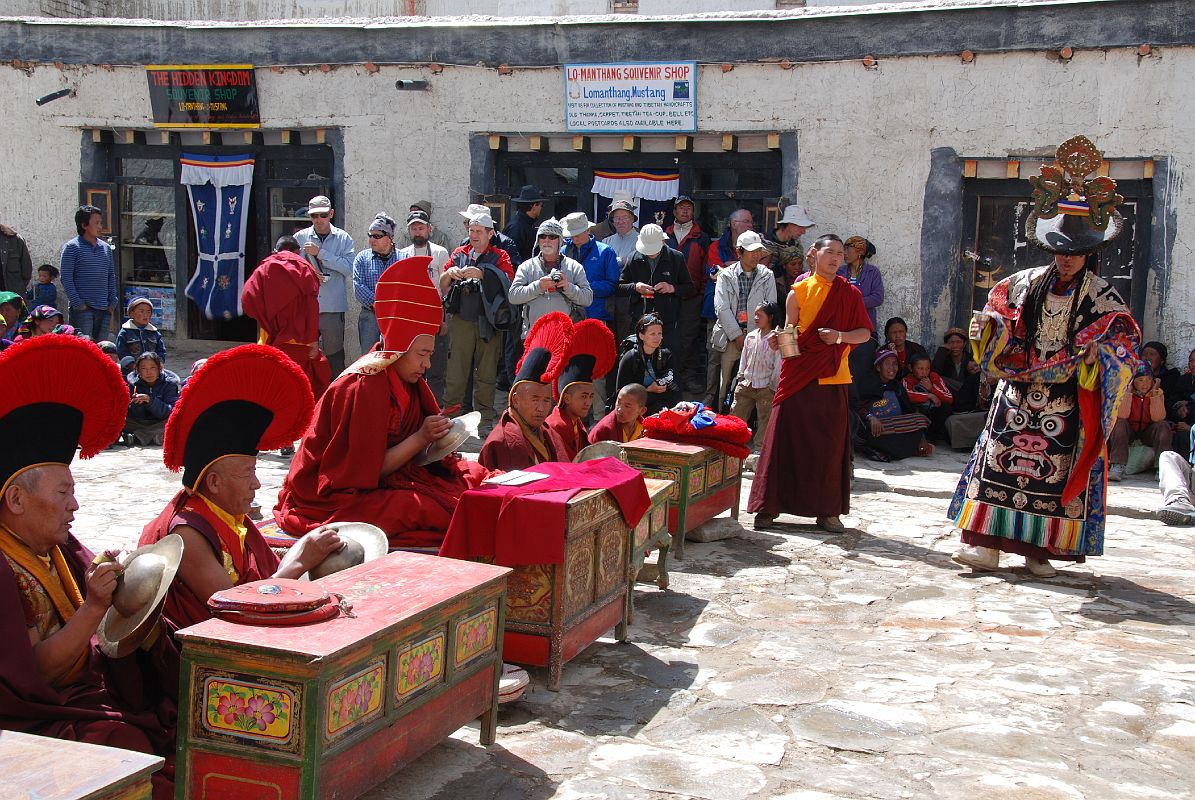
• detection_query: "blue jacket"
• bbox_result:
[126,370,181,421]
[565,238,620,322]
[115,319,167,362]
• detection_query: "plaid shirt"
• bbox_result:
[736,327,782,390]
[352,247,399,307]
[736,269,752,320]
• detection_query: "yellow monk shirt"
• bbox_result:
[793,273,854,385]
[196,493,249,583]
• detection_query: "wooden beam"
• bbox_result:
[673,134,691,152]
[622,135,638,152]
[571,135,589,152]
[963,159,978,178]
[90,128,102,143]
[528,135,548,152]
[314,128,326,145]
[1143,159,1155,179]
[721,133,736,152]
[1005,160,1020,179]
[488,134,506,151]
[1097,159,1110,177]
[767,132,781,150]
[279,129,291,145]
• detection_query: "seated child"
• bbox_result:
[902,352,953,441]
[589,383,648,444]
[115,297,167,364]
[854,348,931,461]
[1109,363,1171,481]
[96,339,119,364]
[730,301,782,449]
[26,263,60,309]
[122,351,181,446]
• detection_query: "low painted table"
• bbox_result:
[621,438,744,560]
[626,478,674,624]
[499,486,636,691]
[0,730,164,800]
[175,552,510,800]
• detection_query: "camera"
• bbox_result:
[458,278,482,293]
[656,370,674,387]
[549,269,563,284]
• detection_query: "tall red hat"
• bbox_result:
[0,335,126,493]
[163,344,314,489]
[556,318,616,403]
[373,255,443,353]
[512,311,572,398]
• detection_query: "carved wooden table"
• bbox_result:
[499,486,635,691]
[626,478,675,625]
[0,730,163,800]
[621,438,744,560]
[175,552,510,800]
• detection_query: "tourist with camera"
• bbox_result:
[508,217,593,338]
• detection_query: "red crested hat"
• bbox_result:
[556,318,616,403]
[374,255,443,353]
[512,311,572,397]
[163,344,314,489]
[0,336,126,492]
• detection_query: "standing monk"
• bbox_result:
[750,234,872,533]
[275,256,490,548]
[242,236,331,400]
[950,135,1139,578]
[0,336,178,799]
[139,345,344,629]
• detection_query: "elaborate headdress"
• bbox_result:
[556,318,616,404]
[1026,135,1125,255]
[0,336,126,493]
[373,255,443,353]
[511,311,572,399]
[163,344,314,490]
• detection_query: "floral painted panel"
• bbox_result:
[454,607,497,667]
[688,466,706,496]
[325,658,386,739]
[506,564,553,623]
[203,677,295,745]
[707,456,725,488]
[641,467,681,500]
[396,633,445,701]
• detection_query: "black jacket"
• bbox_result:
[615,345,679,415]
[0,230,32,295]
[614,246,693,325]
[503,210,539,266]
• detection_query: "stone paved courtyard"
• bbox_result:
[71,439,1195,799]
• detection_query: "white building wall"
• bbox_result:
[3,45,1189,357]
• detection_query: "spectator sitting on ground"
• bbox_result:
[1142,341,1183,406]
[115,296,166,364]
[1157,427,1195,526]
[122,351,180,446]
[1108,363,1170,482]
[13,305,66,341]
[903,352,953,442]
[27,263,60,310]
[96,339,119,363]
[589,383,649,444]
[1166,347,1195,456]
[854,348,931,462]
[616,314,679,416]
[730,301,782,451]
[931,327,982,412]
[0,291,26,342]
[882,316,928,376]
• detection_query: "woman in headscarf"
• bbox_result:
[13,305,66,341]
[950,135,1140,578]
[882,316,928,376]
[840,236,885,332]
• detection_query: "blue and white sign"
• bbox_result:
[565,62,697,133]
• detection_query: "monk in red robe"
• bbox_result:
[544,318,616,460]
[0,335,178,800]
[275,256,490,548]
[139,345,342,629]
[480,312,572,471]
[749,234,872,534]
[588,383,648,444]
[241,237,331,399]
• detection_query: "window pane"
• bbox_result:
[119,158,173,180]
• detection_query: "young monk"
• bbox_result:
[545,318,616,460]
[589,383,649,444]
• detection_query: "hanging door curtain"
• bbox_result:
[592,169,679,230]
[181,152,255,321]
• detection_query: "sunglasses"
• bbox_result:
[368,232,390,240]
[309,212,330,219]
[537,234,561,240]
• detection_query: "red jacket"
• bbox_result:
[903,372,953,406]
[666,222,711,299]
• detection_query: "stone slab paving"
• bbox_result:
[69,437,1194,799]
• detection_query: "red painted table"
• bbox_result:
[621,438,744,561]
[175,552,510,800]
[0,730,163,799]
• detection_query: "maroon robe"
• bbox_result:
[544,407,588,461]
[588,409,644,445]
[479,409,568,471]
[241,250,331,399]
[139,490,280,630]
[0,535,178,799]
[275,361,488,548]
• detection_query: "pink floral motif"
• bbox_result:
[205,682,292,740]
[246,696,277,732]
[216,693,246,724]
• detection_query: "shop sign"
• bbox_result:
[146,65,260,128]
[564,62,696,133]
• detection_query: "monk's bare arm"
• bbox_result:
[785,289,799,327]
[174,524,234,603]
[32,562,118,684]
